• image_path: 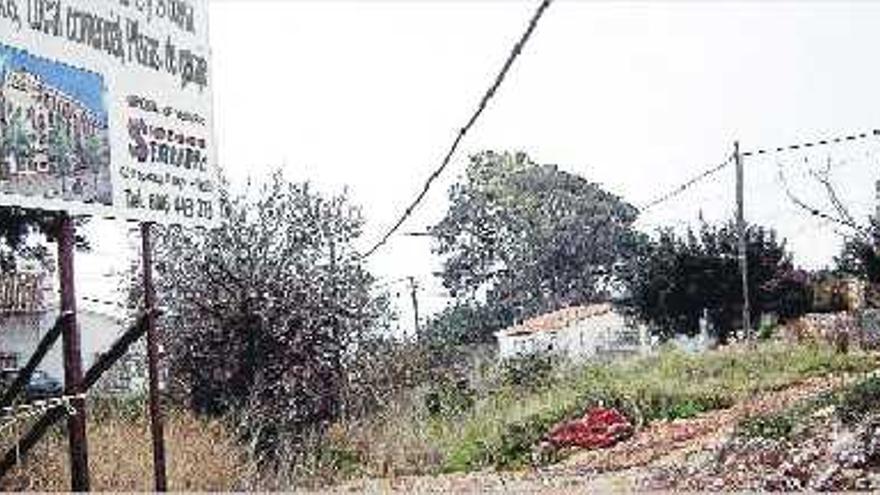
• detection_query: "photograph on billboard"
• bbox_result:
[0,0,216,226]
[0,42,112,206]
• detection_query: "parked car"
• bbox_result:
[0,368,18,390]
[24,370,63,400]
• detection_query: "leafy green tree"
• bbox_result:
[430,150,639,340]
[0,113,89,270]
[0,207,90,272]
[0,110,32,178]
[82,134,103,172]
[151,172,387,462]
[48,119,74,194]
[82,134,110,203]
[422,301,506,347]
[622,221,810,342]
[836,217,880,283]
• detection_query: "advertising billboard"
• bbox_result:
[0,0,216,226]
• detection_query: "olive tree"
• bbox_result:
[151,172,385,463]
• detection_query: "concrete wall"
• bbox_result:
[498,330,557,359]
[497,310,646,361]
[0,307,135,388]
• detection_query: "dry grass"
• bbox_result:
[0,400,249,491]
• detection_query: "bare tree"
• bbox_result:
[776,157,872,240]
[778,156,880,284]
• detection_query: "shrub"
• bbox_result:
[494,415,550,469]
[88,394,149,423]
[739,413,795,439]
[499,351,556,391]
[638,391,733,422]
[837,376,880,425]
[758,324,776,341]
[424,377,475,417]
[152,172,386,466]
[443,433,490,473]
[328,342,875,481]
[738,387,841,440]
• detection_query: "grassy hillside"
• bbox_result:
[0,342,874,490]
[323,342,878,480]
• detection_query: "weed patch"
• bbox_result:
[326,342,876,481]
[837,376,880,426]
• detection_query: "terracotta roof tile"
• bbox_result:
[499,303,613,337]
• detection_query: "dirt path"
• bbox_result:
[562,374,850,472]
[331,373,861,493]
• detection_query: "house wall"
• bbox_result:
[498,330,557,359]
[497,310,646,361]
[0,308,137,390]
[555,310,637,359]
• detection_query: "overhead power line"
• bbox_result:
[743,129,880,158]
[639,155,733,212]
[374,276,415,290]
[640,128,880,214]
[361,0,554,258]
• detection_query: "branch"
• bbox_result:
[776,161,871,239]
[811,156,860,230]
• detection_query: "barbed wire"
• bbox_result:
[361,0,554,258]
[0,393,85,437]
[0,393,83,420]
[0,393,85,466]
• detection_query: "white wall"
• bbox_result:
[496,310,643,361]
[497,330,557,359]
[0,307,130,385]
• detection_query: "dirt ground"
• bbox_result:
[331,373,866,493]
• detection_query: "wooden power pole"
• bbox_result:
[735,141,752,341]
[408,276,420,339]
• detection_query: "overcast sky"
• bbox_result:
[84,0,880,331]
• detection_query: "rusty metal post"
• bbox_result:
[142,222,167,491]
[58,213,89,491]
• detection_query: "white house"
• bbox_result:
[494,303,649,361]
[0,269,145,394]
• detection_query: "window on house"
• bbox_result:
[0,352,20,370]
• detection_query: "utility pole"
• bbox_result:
[58,213,89,491]
[408,276,420,340]
[735,141,752,341]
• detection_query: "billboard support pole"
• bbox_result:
[141,222,167,491]
[58,213,90,491]
[0,312,152,479]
